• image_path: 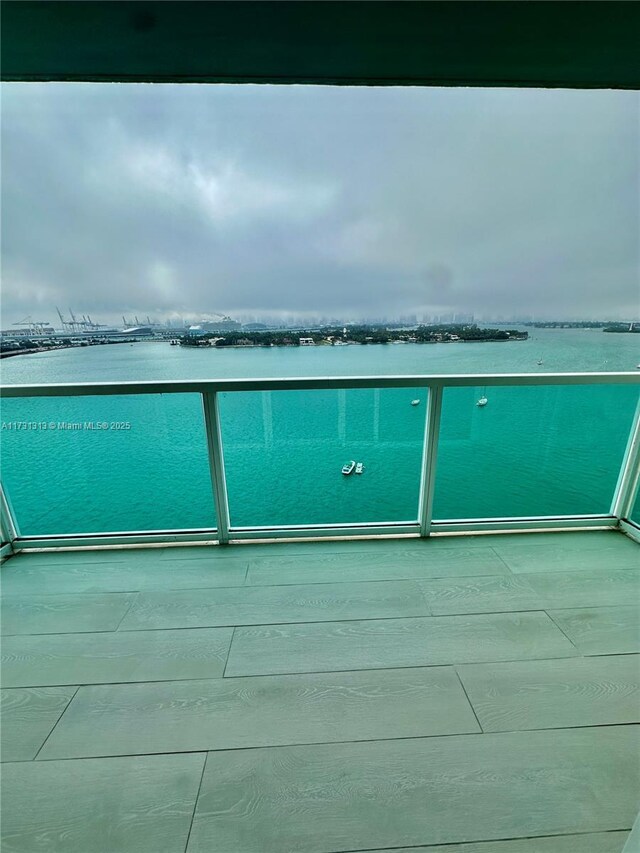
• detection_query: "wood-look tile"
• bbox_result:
[0,556,248,595]
[119,579,429,631]
[187,726,640,852]
[246,547,509,586]
[493,539,639,574]
[457,655,640,732]
[548,607,640,656]
[228,535,492,559]
[1,592,135,635]
[1,752,205,853]
[40,666,479,760]
[488,530,634,552]
[1,627,233,687]
[363,834,631,853]
[524,570,640,609]
[225,611,578,677]
[0,687,77,762]
[418,575,543,615]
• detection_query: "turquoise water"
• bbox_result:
[1,329,639,535]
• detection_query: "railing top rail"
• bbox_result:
[1,372,639,397]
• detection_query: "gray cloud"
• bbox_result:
[1,83,638,326]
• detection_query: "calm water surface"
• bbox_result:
[2,329,639,534]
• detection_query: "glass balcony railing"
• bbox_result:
[434,384,639,519]
[218,387,426,528]
[1,393,216,537]
[1,373,639,549]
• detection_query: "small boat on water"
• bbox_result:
[411,399,420,406]
[355,462,364,474]
[342,460,356,475]
[476,395,488,407]
[537,357,544,365]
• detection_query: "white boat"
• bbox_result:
[355,462,364,474]
[342,460,356,475]
[476,396,488,407]
[537,358,544,366]
[411,399,420,406]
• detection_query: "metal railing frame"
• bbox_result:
[1,372,639,552]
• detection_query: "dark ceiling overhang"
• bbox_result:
[1,1,639,88]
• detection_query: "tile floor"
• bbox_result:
[1,530,639,852]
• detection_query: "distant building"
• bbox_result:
[190,318,241,333]
[299,337,315,346]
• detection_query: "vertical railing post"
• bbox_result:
[202,391,231,545]
[418,384,444,537]
[611,395,640,522]
[0,481,20,546]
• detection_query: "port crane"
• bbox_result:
[56,307,106,333]
[12,317,54,336]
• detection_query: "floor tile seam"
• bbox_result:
[2,750,210,768]
[4,559,125,569]
[425,605,550,618]
[26,721,640,765]
[1,581,251,596]
[31,685,82,761]
[221,628,236,678]
[2,624,236,640]
[113,592,140,631]
[487,546,517,575]
[512,564,640,579]
[543,610,584,653]
[492,547,640,562]
[540,602,640,613]
[415,574,542,592]
[131,577,453,595]
[243,570,513,587]
[416,583,434,616]
[455,652,640,669]
[444,720,640,737]
[223,652,584,679]
[546,603,640,613]
[581,651,640,658]
[0,590,140,601]
[2,654,587,691]
[323,828,635,853]
[451,667,484,733]
[115,608,564,634]
[2,627,139,638]
[241,546,504,563]
[183,752,209,853]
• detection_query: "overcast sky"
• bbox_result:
[1,83,638,327]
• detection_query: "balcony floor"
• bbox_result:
[1,530,639,853]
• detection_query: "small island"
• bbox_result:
[179,324,528,348]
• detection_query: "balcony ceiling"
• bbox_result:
[2,0,640,88]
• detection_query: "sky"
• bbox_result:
[1,83,638,328]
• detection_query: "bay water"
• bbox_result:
[1,328,639,535]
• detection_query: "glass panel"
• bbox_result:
[628,482,640,526]
[434,384,639,519]
[219,387,426,527]
[0,394,216,535]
